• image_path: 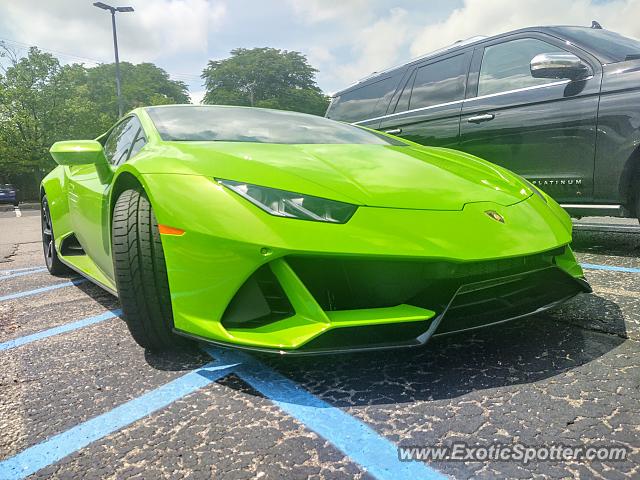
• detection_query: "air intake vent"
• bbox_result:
[221,265,294,329]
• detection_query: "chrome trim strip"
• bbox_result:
[352,99,464,125]
[352,80,571,125]
[561,204,621,209]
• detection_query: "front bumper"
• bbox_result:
[173,253,590,355]
[140,173,588,354]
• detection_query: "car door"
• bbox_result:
[67,115,145,280]
[378,50,472,147]
[459,34,602,203]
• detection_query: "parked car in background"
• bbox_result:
[326,25,640,222]
[0,184,18,206]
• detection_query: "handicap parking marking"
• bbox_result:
[205,346,447,480]
[0,304,446,480]
[580,262,640,274]
[0,267,48,281]
[0,359,240,480]
[0,309,122,352]
[0,265,45,275]
[0,278,87,302]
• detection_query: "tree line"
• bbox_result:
[0,45,329,199]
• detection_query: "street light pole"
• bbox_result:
[93,2,134,118]
[110,9,123,118]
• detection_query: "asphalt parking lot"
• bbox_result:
[0,208,638,479]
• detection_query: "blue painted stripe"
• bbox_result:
[0,266,44,275]
[0,278,87,302]
[581,263,640,273]
[0,267,48,281]
[0,310,122,352]
[0,359,239,480]
[204,346,446,480]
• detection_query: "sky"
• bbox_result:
[1,0,639,103]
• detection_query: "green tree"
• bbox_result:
[0,44,191,199]
[86,62,190,125]
[201,48,329,115]
[0,47,95,186]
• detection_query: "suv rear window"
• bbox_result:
[326,76,397,123]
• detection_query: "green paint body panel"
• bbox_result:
[42,105,588,352]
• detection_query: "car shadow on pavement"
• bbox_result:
[144,347,212,372]
[241,293,627,407]
[136,291,627,408]
[75,280,120,312]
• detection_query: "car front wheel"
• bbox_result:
[112,188,187,351]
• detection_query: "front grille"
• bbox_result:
[286,249,563,312]
[434,267,583,334]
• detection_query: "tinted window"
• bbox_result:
[127,130,147,160]
[554,27,640,63]
[147,106,407,145]
[394,69,416,113]
[103,116,142,165]
[408,54,469,109]
[478,38,568,96]
[326,76,398,122]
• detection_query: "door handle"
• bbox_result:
[467,113,495,124]
[384,128,402,135]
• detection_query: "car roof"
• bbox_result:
[334,25,594,96]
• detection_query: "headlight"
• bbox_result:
[217,179,357,224]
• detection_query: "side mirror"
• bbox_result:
[49,140,113,183]
[530,53,592,81]
[50,140,106,166]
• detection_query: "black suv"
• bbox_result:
[326,25,640,221]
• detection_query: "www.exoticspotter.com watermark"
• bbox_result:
[398,443,629,464]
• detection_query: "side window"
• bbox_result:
[127,129,147,160]
[478,38,569,96]
[326,76,397,123]
[393,69,416,113]
[103,116,143,166]
[408,54,469,110]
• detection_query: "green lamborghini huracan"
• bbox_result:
[42,105,590,353]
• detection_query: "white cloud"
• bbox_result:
[334,7,413,85]
[0,0,227,64]
[189,89,206,104]
[286,0,370,24]
[410,0,640,57]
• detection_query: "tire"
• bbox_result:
[112,189,187,351]
[41,194,72,276]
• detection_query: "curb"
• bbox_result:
[0,203,39,212]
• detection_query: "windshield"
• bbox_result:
[554,27,640,62]
[146,105,406,145]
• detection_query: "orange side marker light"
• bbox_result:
[158,224,185,236]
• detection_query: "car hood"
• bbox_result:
[142,142,532,210]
